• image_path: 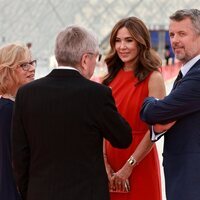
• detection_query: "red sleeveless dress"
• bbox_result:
[105,69,162,200]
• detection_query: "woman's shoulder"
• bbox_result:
[0,98,13,110]
[0,98,13,122]
[148,70,166,98]
[143,70,163,85]
[149,70,164,82]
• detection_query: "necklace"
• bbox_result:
[1,94,15,101]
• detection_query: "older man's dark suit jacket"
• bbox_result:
[140,59,200,200]
[12,69,132,200]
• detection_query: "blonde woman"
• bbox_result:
[0,42,36,199]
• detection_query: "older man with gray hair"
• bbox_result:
[12,25,132,200]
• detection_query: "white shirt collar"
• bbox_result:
[181,54,200,77]
[56,66,79,72]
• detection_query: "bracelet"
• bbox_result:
[127,155,137,166]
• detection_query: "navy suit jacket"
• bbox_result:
[12,69,132,200]
[140,59,200,200]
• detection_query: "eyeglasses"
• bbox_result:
[19,60,37,71]
[87,52,102,62]
[97,54,102,62]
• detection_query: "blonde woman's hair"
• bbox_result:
[0,42,30,94]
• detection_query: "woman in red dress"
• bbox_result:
[102,17,165,200]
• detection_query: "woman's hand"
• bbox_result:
[112,162,133,192]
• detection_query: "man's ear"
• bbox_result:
[81,54,88,71]
[80,53,88,75]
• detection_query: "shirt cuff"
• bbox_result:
[150,126,166,142]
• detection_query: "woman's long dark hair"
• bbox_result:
[102,17,161,86]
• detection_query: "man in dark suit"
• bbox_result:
[12,25,132,200]
[140,9,200,200]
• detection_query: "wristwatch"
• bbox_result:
[127,156,137,166]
